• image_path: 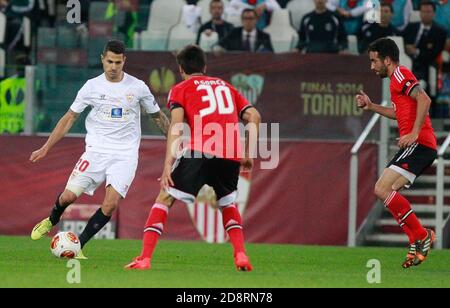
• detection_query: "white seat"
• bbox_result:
[388,36,405,54]
[224,12,242,27]
[347,35,359,55]
[286,0,315,31]
[224,0,244,27]
[409,10,421,23]
[0,12,6,44]
[139,0,185,50]
[263,9,298,53]
[199,31,219,51]
[23,17,31,47]
[140,29,171,51]
[167,22,197,51]
[47,0,56,16]
[146,0,185,32]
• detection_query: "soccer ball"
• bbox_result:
[50,232,81,259]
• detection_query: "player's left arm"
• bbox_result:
[150,110,170,137]
[398,85,432,148]
[159,107,184,190]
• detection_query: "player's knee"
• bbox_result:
[391,178,409,192]
[155,190,175,208]
[374,183,390,201]
[102,200,119,216]
[59,191,77,206]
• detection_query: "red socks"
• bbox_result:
[221,204,245,255]
[140,203,169,259]
[384,191,427,242]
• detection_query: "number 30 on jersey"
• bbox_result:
[197,85,235,117]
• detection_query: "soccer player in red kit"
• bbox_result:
[125,45,261,271]
[356,38,437,269]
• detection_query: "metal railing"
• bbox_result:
[435,133,450,249]
[348,101,388,247]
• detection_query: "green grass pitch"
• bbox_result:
[1,236,449,288]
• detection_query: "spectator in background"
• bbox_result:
[384,0,413,31]
[105,0,139,48]
[327,0,370,35]
[358,2,398,54]
[218,8,274,52]
[296,0,348,54]
[434,0,450,50]
[225,0,281,29]
[403,1,447,89]
[197,0,234,45]
[1,0,37,53]
[0,0,8,12]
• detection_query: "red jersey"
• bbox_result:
[167,76,252,161]
[390,66,437,150]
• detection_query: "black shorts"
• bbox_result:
[387,143,437,184]
[167,151,240,205]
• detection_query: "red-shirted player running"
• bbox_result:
[356,38,437,269]
[125,45,261,271]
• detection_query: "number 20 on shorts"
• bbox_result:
[74,159,90,172]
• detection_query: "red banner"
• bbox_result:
[0,136,377,245]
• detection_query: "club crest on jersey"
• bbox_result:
[125,94,135,103]
[111,108,123,118]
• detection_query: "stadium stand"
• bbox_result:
[263,8,298,53]
[138,0,185,51]
[167,20,197,51]
[286,0,315,31]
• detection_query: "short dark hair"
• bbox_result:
[210,0,223,6]
[419,0,436,11]
[176,45,206,75]
[241,8,257,18]
[103,39,126,56]
[380,2,394,13]
[368,38,399,63]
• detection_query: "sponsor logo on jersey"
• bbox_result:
[111,108,123,118]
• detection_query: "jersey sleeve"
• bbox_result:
[70,81,91,114]
[232,87,252,119]
[139,81,160,114]
[395,66,420,96]
[167,86,184,111]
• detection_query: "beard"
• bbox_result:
[377,66,388,78]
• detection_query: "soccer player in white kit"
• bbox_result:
[30,40,169,258]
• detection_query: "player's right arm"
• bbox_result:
[30,110,79,163]
[241,107,261,172]
[356,90,396,120]
[160,107,184,190]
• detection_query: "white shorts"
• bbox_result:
[66,151,138,198]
